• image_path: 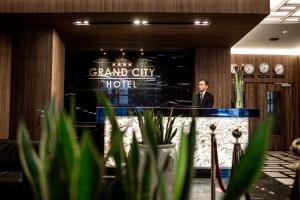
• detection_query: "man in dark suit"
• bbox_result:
[195,79,214,108]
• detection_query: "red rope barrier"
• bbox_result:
[213,141,227,192]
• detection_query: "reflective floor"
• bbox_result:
[190,151,297,200]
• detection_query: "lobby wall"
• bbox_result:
[231,54,300,150]
[0,24,12,139]
[9,27,65,140]
[195,48,231,108]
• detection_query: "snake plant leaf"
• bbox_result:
[17,123,41,200]
[71,134,104,200]
[127,134,140,199]
[42,110,80,200]
[57,112,79,170]
[174,118,196,200]
[143,110,158,157]
[224,117,272,200]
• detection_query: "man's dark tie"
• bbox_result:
[200,93,203,103]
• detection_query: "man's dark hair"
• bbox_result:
[199,79,208,86]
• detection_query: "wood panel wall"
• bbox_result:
[9,27,65,140]
[195,48,231,108]
[0,24,12,139]
[0,0,269,14]
[231,54,299,150]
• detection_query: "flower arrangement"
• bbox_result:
[232,63,244,108]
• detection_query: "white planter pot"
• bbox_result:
[138,143,177,199]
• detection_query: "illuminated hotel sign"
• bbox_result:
[88,58,156,88]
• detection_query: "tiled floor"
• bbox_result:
[190,151,298,200]
[263,151,297,187]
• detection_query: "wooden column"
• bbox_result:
[0,25,12,139]
[9,27,65,140]
[194,48,231,108]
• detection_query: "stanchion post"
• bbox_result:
[290,138,300,200]
[231,129,242,169]
[210,124,217,200]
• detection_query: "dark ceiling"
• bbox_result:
[1,13,267,51]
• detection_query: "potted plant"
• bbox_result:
[135,109,179,198]
[17,96,197,200]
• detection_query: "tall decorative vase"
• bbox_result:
[235,80,244,108]
[234,64,244,108]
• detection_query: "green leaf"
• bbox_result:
[139,154,153,200]
[127,134,140,199]
[174,118,196,200]
[224,117,272,200]
[71,134,104,200]
[17,123,41,200]
[57,112,79,169]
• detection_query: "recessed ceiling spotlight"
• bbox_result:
[83,20,90,25]
[202,20,210,25]
[134,19,149,25]
[120,49,123,51]
[73,19,90,25]
[122,52,125,56]
[140,48,144,52]
[282,30,289,35]
[134,20,141,25]
[194,20,201,25]
[103,52,107,55]
[100,49,104,51]
[141,52,144,55]
[73,20,82,25]
[141,20,148,25]
[194,19,211,26]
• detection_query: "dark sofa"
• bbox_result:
[0,140,38,200]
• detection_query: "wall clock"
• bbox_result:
[259,63,269,73]
[274,64,284,75]
[244,64,254,74]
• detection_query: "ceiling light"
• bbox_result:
[270,0,285,10]
[133,19,149,25]
[133,20,141,25]
[292,10,300,16]
[287,0,300,4]
[73,20,90,26]
[74,20,82,24]
[141,20,148,25]
[280,6,297,9]
[194,19,211,26]
[264,17,282,21]
[284,17,299,21]
[194,20,201,25]
[231,48,300,55]
[270,11,290,16]
[282,30,289,34]
[83,20,90,25]
[202,20,210,25]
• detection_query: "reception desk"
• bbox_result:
[96,107,259,169]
